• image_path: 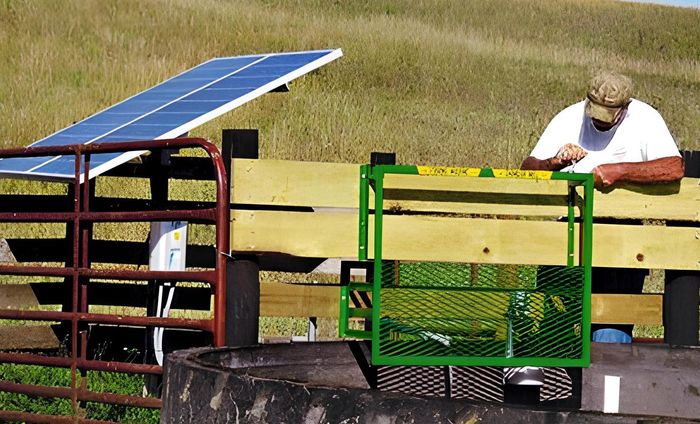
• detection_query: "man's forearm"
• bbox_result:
[520,156,567,171]
[594,156,684,187]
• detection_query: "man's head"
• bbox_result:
[585,71,633,129]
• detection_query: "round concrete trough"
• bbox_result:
[161,341,683,423]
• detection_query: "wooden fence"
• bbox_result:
[230,158,699,341]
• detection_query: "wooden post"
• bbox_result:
[226,256,259,346]
[223,129,260,347]
[664,271,700,346]
[663,150,699,346]
[144,148,172,396]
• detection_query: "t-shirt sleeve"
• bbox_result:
[641,108,681,161]
[529,105,582,160]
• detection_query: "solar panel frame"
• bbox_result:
[0,49,342,182]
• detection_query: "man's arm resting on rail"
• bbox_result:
[592,156,685,188]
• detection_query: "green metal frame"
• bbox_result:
[342,164,594,368]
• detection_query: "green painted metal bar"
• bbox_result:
[479,168,495,177]
[371,167,385,365]
[551,171,591,182]
[338,284,349,337]
[372,355,590,367]
[345,329,372,339]
[567,184,576,267]
[348,282,373,292]
[349,308,373,319]
[342,164,371,338]
[581,175,594,367]
[358,164,370,261]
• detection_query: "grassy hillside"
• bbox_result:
[0,0,698,169]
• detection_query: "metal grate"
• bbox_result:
[377,262,584,363]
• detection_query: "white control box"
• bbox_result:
[149,221,188,271]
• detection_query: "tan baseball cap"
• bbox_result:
[585,71,633,123]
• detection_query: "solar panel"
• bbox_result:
[0,48,342,182]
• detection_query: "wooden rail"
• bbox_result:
[258,282,662,326]
[232,159,699,221]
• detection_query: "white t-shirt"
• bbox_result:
[530,99,680,173]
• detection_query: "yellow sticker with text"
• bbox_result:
[492,169,553,179]
[417,166,481,177]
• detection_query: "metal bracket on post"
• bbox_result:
[368,152,395,199]
[223,129,260,347]
[370,152,396,167]
[222,129,259,204]
[680,150,699,177]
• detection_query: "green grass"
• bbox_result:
[0,0,697,167]
[0,364,159,423]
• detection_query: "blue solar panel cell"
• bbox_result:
[25,156,86,177]
[0,48,342,181]
[79,113,142,126]
[133,112,206,127]
[35,134,94,147]
[214,77,280,89]
[0,157,50,173]
[200,55,265,70]
[103,101,171,116]
[56,126,116,138]
[108,125,174,139]
[184,89,258,102]
[156,101,230,114]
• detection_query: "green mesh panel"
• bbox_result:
[376,262,584,363]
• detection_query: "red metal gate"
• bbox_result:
[0,138,229,422]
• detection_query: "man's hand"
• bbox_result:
[592,165,613,189]
[520,144,588,171]
[555,143,588,164]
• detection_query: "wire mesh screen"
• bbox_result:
[375,261,585,366]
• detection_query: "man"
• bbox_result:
[506,71,685,404]
[523,70,684,335]
[521,71,684,188]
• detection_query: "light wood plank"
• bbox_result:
[233,159,358,209]
[383,199,571,218]
[260,282,338,318]
[592,179,699,221]
[232,211,700,270]
[384,173,570,195]
[591,294,663,325]
[232,159,699,221]
[233,210,357,259]
[383,175,571,217]
[257,283,663,326]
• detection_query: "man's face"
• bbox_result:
[590,105,624,131]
